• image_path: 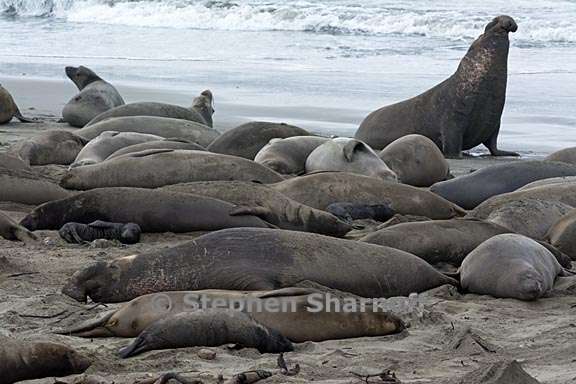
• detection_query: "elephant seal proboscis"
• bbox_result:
[106,138,205,160]
[545,147,576,166]
[59,221,142,244]
[546,210,576,260]
[207,121,311,159]
[62,228,457,303]
[271,172,465,219]
[355,16,518,157]
[0,210,38,243]
[0,166,70,205]
[9,130,87,165]
[118,310,293,358]
[305,138,398,182]
[379,134,450,187]
[62,66,125,127]
[0,84,33,124]
[20,187,273,233]
[254,136,329,175]
[85,89,213,127]
[430,160,576,209]
[162,181,352,237]
[519,176,576,191]
[460,234,568,300]
[326,202,395,222]
[0,338,90,383]
[61,149,284,190]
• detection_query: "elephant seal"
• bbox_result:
[0,166,70,205]
[355,16,518,157]
[545,147,576,165]
[71,131,163,167]
[430,161,576,209]
[162,181,352,237]
[20,187,273,233]
[546,210,576,260]
[106,138,204,160]
[460,234,567,300]
[379,134,450,187]
[271,172,465,219]
[61,288,405,342]
[118,310,293,358]
[61,149,284,190]
[254,136,330,174]
[207,121,311,159]
[326,202,395,222]
[0,211,38,242]
[9,130,87,165]
[62,66,125,127]
[59,221,142,244]
[85,90,213,127]
[0,153,30,171]
[0,338,90,383]
[305,138,398,182]
[0,84,33,123]
[62,228,457,303]
[519,176,576,191]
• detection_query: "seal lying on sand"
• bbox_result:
[546,147,576,165]
[355,16,518,157]
[0,211,38,243]
[254,136,329,175]
[62,228,457,303]
[106,138,205,160]
[519,176,576,191]
[9,130,87,166]
[59,221,142,244]
[62,66,124,127]
[0,84,33,124]
[0,166,70,205]
[0,153,31,171]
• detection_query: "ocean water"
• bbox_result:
[1,0,576,153]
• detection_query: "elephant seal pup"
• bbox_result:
[0,338,91,383]
[207,121,311,159]
[62,66,125,127]
[519,176,576,191]
[162,181,352,237]
[546,147,576,165]
[326,202,395,222]
[62,228,457,303]
[71,131,163,167]
[9,130,87,165]
[379,134,449,187]
[20,187,272,233]
[118,310,293,358]
[546,210,576,260]
[61,149,284,190]
[0,211,38,242]
[85,90,213,127]
[254,136,330,175]
[106,138,205,160]
[305,138,398,182]
[355,16,518,157]
[271,172,465,219]
[0,84,33,123]
[59,221,142,244]
[460,234,567,300]
[430,161,576,209]
[0,166,70,205]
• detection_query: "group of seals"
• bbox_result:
[59,221,142,244]
[0,84,32,124]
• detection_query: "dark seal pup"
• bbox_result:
[355,16,518,157]
[59,221,142,244]
[0,84,33,124]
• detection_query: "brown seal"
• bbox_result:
[0,84,33,124]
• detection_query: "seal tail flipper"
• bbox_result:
[13,105,34,123]
[118,336,148,358]
[55,310,116,337]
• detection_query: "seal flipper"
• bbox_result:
[229,206,280,229]
[55,310,116,338]
[118,336,148,358]
[13,105,34,123]
[12,226,39,244]
[342,140,364,162]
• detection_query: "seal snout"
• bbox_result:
[488,15,518,34]
[65,66,78,79]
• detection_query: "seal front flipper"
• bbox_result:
[484,124,520,157]
[55,310,116,337]
[229,206,280,229]
[14,106,34,123]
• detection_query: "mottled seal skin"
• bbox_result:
[519,176,576,191]
[71,131,163,167]
[21,187,273,233]
[118,310,293,358]
[61,149,284,190]
[85,89,214,127]
[62,66,125,127]
[546,210,576,260]
[207,121,311,159]
[546,147,576,165]
[430,161,576,209]
[305,138,398,182]
[106,138,205,160]
[355,16,518,157]
[9,130,87,166]
[0,211,38,243]
[0,84,33,124]
[254,136,330,175]
[460,234,566,300]
[0,338,91,384]
[59,221,142,244]
[62,228,457,303]
[326,202,395,222]
[162,181,352,237]
[379,134,450,187]
[271,172,465,219]
[0,166,70,205]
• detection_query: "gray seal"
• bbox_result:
[0,84,33,123]
[106,138,205,160]
[9,130,87,165]
[355,16,519,157]
[0,210,38,243]
[0,166,70,205]
[254,136,330,174]
[59,221,142,244]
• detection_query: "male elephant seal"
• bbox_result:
[546,147,576,165]
[207,121,311,159]
[59,221,142,244]
[430,161,576,209]
[254,136,330,174]
[0,84,33,123]
[85,90,213,127]
[61,149,284,190]
[271,172,465,219]
[9,130,87,165]
[0,211,38,243]
[106,138,205,160]
[20,188,272,233]
[305,138,398,182]
[62,66,125,127]
[62,228,457,303]
[355,16,518,157]
[379,134,450,187]
[460,234,567,300]
[0,338,90,384]
[0,166,70,205]
[546,210,576,260]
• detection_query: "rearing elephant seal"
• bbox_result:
[62,66,125,127]
[355,16,518,157]
[0,84,33,124]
